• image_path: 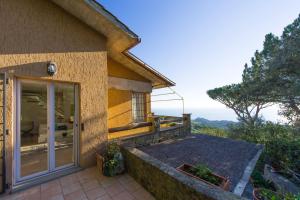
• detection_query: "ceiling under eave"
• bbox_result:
[51,0,175,88]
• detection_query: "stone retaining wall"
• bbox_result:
[118,125,189,147]
[122,147,247,200]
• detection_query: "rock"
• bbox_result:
[264,164,300,195]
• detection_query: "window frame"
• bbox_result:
[132,92,146,123]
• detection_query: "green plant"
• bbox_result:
[190,164,220,185]
[284,193,300,200]
[168,122,177,127]
[256,190,300,200]
[103,142,124,177]
[192,123,229,138]
[106,142,120,160]
[251,170,276,190]
[255,188,283,200]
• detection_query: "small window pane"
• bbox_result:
[132,93,145,123]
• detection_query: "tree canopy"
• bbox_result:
[208,14,300,126]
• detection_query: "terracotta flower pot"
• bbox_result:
[96,153,104,174]
[253,188,261,200]
[176,164,230,191]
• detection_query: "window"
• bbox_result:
[132,92,146,123]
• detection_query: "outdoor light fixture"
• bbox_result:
[47,61,57,76]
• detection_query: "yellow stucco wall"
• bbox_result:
[108,89,152,138]
[108,57,153,135]
[108,58,151,82]
[0,0,108,185]
[108,89,133,128]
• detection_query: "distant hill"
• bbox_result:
[193,117,237,129]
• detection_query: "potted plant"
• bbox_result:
[102,142,125,177]
[176,163,230,191]
[253,188,284,200]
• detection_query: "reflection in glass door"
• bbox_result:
[16,79,78,182]
[54,83,75,168]
[19,81,48,178]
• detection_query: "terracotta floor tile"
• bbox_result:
[41,194,64,200]
[23,191,41,200]
[1,192,24,200]
[132,188,155,200]
[111,191,135,200]
[64,189,87,200]
[95,194,113,200]
[117,174,134,185]
[85,186,106,200]
[41,180,60,192]
[41,185,63,199]
[104,182,125,197]
[99,177,118,188]
[1,168,154,200]
[62,182,82,195]
[122,180,142,193]
[60,174,79,187]
[81,179,101,192]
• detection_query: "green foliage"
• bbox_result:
[167,122,177,127]
[228,122,294,143]
[103,142,123,177]
[266,138,300,173]
[208,14,300,127]
[251,170,276,190]
[256,188,300,200]
[256,188,283,200]
[229,122,300,173]
[106,142,120,160]
[192,122,229,138]
[207,83,269,127]
[189,164,220,185]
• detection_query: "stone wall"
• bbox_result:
[111,114,192,147]
[122,147,247,200]
[117,125,188,147]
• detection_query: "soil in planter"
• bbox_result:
[186,164,223,186]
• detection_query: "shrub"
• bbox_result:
[190,164,220,185]
[229,122,300,174]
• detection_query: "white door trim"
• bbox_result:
[14,79,80,184]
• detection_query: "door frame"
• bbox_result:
[13,78,80,185]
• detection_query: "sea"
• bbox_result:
[152,107,284,123]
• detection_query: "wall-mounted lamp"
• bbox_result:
[47,61,57,76]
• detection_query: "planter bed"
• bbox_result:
[177,163,230,191]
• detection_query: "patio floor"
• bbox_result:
[1,167,155,200]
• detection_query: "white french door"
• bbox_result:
[15,79,79,183]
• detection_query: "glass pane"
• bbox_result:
[54,83,75,168]
[20,81,48,177]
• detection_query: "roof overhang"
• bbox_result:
[51,0,175,89]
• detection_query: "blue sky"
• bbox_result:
[99,0,300,121]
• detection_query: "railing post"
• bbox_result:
[150,116,160,133]
[183,113,191,135]
[149,115,160,143]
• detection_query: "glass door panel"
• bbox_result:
[54,83,75,168]
[20,81,48,177]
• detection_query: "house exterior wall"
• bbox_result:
[108,89,133,128]
[108,57,152,135]
[108,58,150,82]
[0,0,108,186]
[108,89,152,128]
